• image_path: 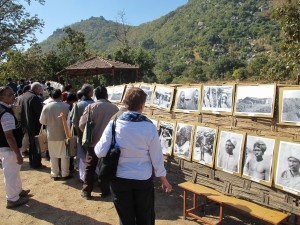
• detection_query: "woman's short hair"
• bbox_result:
[123,87,147,111]
[94,86,108,100]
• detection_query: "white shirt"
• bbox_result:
[95,117,167,180]
[0,101,16,152]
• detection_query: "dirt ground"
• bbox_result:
[0,157,275,225]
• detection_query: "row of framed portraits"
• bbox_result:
[151,118,300,196]
[107,83,300,127]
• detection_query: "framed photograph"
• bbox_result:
[158,120,176,156]
[201,85,235,115]
[234,84,276,118]
[215,129,246,175]
[278,87,300,126]
[174,86,201,113]
[173,123,195,160]
[192,125,218,167]
[274,140,300,196]
[110,85,125,103]
[106,86,113,101]
[242,134,276,186]
[122,84,135,102]
[151,85,175,111]
[140,83,155,106]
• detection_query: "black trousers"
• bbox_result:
[82,147,110,194]
[28,132,42,168]
[111,177,155,225]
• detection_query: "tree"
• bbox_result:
[0,0,45,59]
[272,0,300,77]
[56,27,91,68]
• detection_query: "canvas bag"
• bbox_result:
[59,112,77,157]
[82,105,94,147]
[65,125,77,157]
[98,118,120,180]
[35,126,48,154]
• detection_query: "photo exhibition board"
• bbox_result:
[140,83,155,106]
[174,86,202,113]
[215,129,246,176]
[234,84,276,118]
[151,85,175,111]
[173,122,195,160]
[192,124,218,167]
[110,85,126,103]
[278,87,300,126]
[201,84,235,115]
[274,140,300,196]
[242,134,276,187]
[158,120,176,156]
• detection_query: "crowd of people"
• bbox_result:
[0,78,172,225]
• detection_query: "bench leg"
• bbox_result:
[193,193,197,210]
[219,203,223,225]
[183,190,187,219]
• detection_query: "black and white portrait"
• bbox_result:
[275,141,300,195]
[140,84,154,106]
[216,130,245,174]
[202,85,234,114]
[122,84,134,102]
[174,87,201,112]
[234,84,275,117]
[192,125,217,167]
[173,123,194,160]
[280,88,300,125]
[151,85,174,110]
[158,121,176,155]
[242,135,275,185]
[110,85,125,103]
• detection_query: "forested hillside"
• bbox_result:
[39,0,284,83]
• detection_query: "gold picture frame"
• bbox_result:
[158,120,176,156]
[242,133,277,187]
[174,86,201,113]
[191,124,218,168]
[215,129,246,176]
[150,85,175,111]
[234,84,276,118]
[278,86,300,126]
[200,84,235,115]
[173,122,195,161]
[274,139,300,196]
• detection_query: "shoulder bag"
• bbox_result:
[98,118,121,180]
[82,104,94,147]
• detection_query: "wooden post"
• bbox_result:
[112,68,115,85]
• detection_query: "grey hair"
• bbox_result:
[30,82,42,92]
[80,84,93,97]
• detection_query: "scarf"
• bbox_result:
[119,111,152,123]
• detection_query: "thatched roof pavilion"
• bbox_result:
[57,56,139,84]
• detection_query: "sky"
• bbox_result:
[26,0,188,43]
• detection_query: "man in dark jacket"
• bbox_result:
[21,82,44,169]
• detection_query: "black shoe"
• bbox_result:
[80,191,92,200]
[100,192,110,198]
[61,175,73,181]
[22,151,29,157]
[19,189,30,197]
[6,196,29,209]
[32,164,47,170]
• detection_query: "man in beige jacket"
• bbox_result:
[79,86,119,199]
[39,89,71,180]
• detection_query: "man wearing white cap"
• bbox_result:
[218,138,238,172]
[279,151,300,190]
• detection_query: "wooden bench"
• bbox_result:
[178,182,290,225]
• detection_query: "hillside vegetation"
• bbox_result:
[39,0,285,83]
